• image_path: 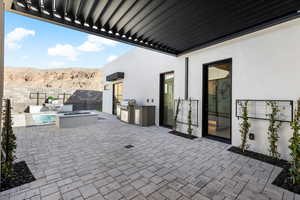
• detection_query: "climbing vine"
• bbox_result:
[1,99,17,178]
[239,101,251,152]
[289,98,300,185]
[173,98,181,131]
[266,101,282,159]
[187,98,193,135]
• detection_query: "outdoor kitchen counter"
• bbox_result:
[56,112,98,128]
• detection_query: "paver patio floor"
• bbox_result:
[0,113,298,200]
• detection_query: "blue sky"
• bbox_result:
[4,11,134,69]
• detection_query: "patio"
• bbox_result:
[0,113,298,200]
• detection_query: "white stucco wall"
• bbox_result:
[102,18,300,160]
[102,49,185,125]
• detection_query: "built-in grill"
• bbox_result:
[120,99,136,109]
[118,99,136,124]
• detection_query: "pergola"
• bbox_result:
[4,0,300,56]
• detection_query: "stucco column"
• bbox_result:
[0,0,3,99]
[0,0,4,183]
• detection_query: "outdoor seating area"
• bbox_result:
[0,113,297,200]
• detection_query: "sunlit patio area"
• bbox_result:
[0,112,297,200]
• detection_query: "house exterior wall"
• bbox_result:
[102,49,184,124]
[102,18,300,160]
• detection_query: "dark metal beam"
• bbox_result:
[122,0,165,35]
[129,0,180,37]
[100,0,125,29]
[109,0,138,31]
[115,0,152,33]
[185,57,189,100]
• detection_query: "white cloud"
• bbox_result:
[48,44,79,61]
[6,27,35,49]
[47,35,119,61]
[107,55,118,63]
[77,35,119,52]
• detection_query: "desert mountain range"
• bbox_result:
[4,67,103,91]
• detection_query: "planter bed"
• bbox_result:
[272,168,300,194]
[228,146,300,194]
[228,146,289,167]
[0,161,36,192]
[169,130,198,140]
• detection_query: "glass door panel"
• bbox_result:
[113,82,123,115]
[161,72,174,127]
[205,61,231,140]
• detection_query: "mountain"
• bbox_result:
[4,67,102,90]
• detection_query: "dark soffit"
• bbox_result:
[10,0,300,56]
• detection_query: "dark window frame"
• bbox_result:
[159,71,175,128]
[202,58,232,144]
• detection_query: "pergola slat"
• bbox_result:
[9,0,300,56]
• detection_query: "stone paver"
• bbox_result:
[0,112,296,200]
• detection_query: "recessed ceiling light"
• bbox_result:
[64,16,71,22]
[30,6,38,11]
[42,10,50,15]
[75,20,81,25]
[17,2,26,8]
[54,13,62,18]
